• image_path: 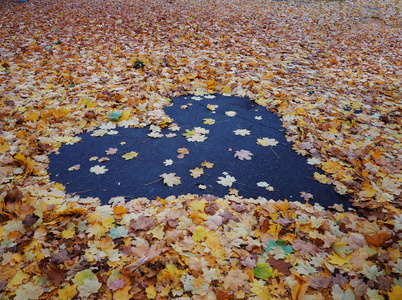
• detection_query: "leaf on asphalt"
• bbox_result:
[257,137,278,147]
[234,149,253,160]
[160,173,181,187]
[190,167,204,178]
[89,165,108,175]
[122,151,138,160]
[217,172,236,187]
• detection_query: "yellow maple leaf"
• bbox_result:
[145,285,157,299]
[332,241,350,258]
[193,226,208,242]
[250,279,271,299]
[25,110,40,122]
[61,227,75,239]
[314,172,329,184]
[101,217,115,231]
[222,85,231,95]
[190,167,204,178]
[120,110,131,121]
[188,199,206,211]
[203,118,215,125]
[122,151,138,160]
[10,270,29,286]
[205,232,227,257]
[388,285,402,300]
[327,253,351,266]
[201,161,214,168]
[149,226,165,240]
[113,285,133,299]
[58,284,78,300]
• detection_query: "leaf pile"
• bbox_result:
[0,0,401,298]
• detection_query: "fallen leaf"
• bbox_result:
[160,173,181,187]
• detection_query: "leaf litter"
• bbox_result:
[0,0,401,299]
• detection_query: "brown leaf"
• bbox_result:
[267,257,292,276]
[44,264,65,286]
[219,210,239,224]
[50,249,71,264]
[130,215,156,231]
[22,214,39,227]
[308,276,332,290]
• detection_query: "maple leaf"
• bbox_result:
[165,133,177,138]
[250,279,271,298]
[130,215,156,231]
[294,261,318,275]
[219,210,239,224]
[201,161,214,168]
[308,275,332,290]
[77,277,101,297]
[136,243,165,266]
[257,137,278,146]
[50,249,71,264]
[190,167,204,178]
[14,282,43,300]
[44,264,65,286]
[205,214,223,230]
[388,286,402,300]
[217,172,236,187]
[207,104,218,111]
[68,164,81,171]
[163,159,173,166]
[254,263,273,280]
[90,165,108,175]
[225,111,237,116]
[105,148,118,155]
[188,134,207,142]
[122,151,138,160]
[300,191,314,201]
[366,288,385,300]
[108,226,128,239]
[332,285,355,300]
[223,269,249,291]
[177,148,189,159]
[267,257,292,275]
[242,256,257,268]
[148,131,163,138]
[22,213,39,227]
[233,129,251,136]
[234,149,253,160]
[160,173,181,187]
[203,118,215,125]
[109,278,127,291]
[314,172,329,184]
[58,284,78,300]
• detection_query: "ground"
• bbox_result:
[0,0,401,299]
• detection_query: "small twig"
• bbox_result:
[144,178,162,186]
[74,189,93,194]
[235,181,246,186]
[142,138,151,143]
[270,146,280,159]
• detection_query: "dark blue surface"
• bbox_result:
[48,94,351,208]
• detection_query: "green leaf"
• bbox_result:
[264,240,277,253]
[108,227,128,239]
[277,240,293,256]
[253,263,273,280]
[109,111,122,122]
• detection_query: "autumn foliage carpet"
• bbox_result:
[0,0,401,299]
